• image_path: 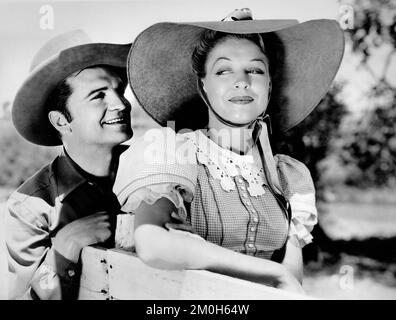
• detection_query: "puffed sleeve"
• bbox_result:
[113,127,199,249]
[275,154,318,248]
[114,127,198,206]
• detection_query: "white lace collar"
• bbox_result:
[184,130,267,197]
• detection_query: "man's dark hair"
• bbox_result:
[46,77,73,123]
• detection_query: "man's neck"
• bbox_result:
[63,143,115,177]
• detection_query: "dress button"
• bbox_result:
[242,193,248,198]
[68,269,76,277]
[253,218,258,223]
[251,209,256,213]
[248,244,254,248]
[250,227,255,232]
[246,201,251,206]
[241,186,246,190]
[238,178,243,183]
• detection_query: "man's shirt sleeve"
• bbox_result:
[6,196,80,300]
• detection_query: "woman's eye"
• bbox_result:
[92,92,105,100]
[216,69,231,76]
[248,69,264,75]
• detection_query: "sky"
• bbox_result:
[0,0,394,116]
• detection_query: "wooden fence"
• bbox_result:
[78,246,312,300]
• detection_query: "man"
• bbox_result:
[6,30,134,300]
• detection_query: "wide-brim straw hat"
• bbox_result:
[128,19,345,132]
[12,30,131,146]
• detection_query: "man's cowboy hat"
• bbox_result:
[12,30,131,146]
[127,18,344,132]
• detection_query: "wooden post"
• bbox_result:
[79,246,312,300]
[78,246,109,300]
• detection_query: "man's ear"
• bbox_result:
[48,110,71,135]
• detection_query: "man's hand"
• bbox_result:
[53,212,112,263]
[164,211,197,235]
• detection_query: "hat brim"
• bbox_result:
[12,43,131,146]
[128,19,344,132]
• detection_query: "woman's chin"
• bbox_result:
[227,115,257,126]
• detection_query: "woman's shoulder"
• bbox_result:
[129,127,190,148]
[114,127,200,206]
[274,154,315,195]
[121,127,197,163]
[274,154,312,178]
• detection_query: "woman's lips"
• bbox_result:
[228,96,254,104]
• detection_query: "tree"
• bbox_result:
[272,85,348,263]
[273,84,348,200]
[0,120,58,188]
[341,0,396,187]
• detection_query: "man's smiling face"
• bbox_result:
[64,66,133,148]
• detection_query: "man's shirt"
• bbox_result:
[6,148,125,299]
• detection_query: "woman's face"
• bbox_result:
[202,37,271,126]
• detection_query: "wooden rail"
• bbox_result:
[78,246,312,300]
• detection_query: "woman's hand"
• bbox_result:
[164,211,197,235]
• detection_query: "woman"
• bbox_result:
[114,10,344,293]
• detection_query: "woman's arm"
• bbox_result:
[281,239,304,283]
[133,197,304,293]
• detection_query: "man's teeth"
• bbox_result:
[105,118,123,124]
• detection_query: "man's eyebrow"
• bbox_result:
[85,86,108,99]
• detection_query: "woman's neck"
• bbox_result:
[207,116,254,155]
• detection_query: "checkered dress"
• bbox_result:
[114,128,318,258]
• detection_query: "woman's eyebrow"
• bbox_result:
[250,58,268,64]
[214,57,230,63]
[211,57,230,67]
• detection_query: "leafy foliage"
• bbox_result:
[0,120,59,188]
[273,85,348,200]
[347,0,396,65]
[340,0,396,187]
[341,90,396,187]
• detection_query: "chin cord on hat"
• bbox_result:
[253,117,292,263]
[197,38,291,263]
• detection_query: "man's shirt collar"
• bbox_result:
[55,149,87,202]
[54,145,129,202]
